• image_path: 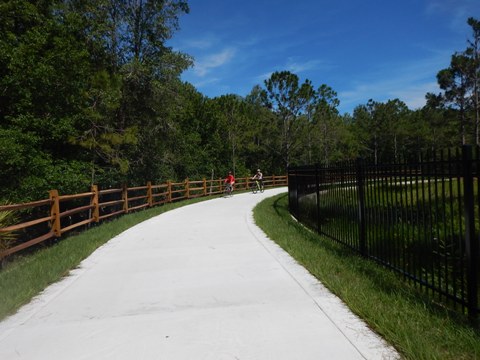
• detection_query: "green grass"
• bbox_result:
[0,196,209,321]
[253,193,480,360]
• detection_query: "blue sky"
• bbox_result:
[168,0,479,115]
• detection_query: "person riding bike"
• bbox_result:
[251,169,264,192]
[224,171,235,194]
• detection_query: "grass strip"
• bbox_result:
[253,193,480,360]
[0,197,208,321]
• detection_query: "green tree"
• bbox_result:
[64,0,192,185]
[420,93,458,152]
[166,83,223,181]
[0,0,94,201]
[352,100,379,162]
[213,94,255,176]
[352,99,411,163]
[245,85,284,174]
[436,18,480,146]
[437,53,474,145]
[263,71,316,169]
[310,84,341,165]
[466,17,480,145]
[254,115,285,174]
[378,99,410,161]
[0,0,192,200]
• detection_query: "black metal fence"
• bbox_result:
[288,145,479,323]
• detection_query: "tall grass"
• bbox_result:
[0,204,18,259]
[254,193,480,360]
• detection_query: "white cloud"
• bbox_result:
[286,59,332,74]
[255,72,274,83]
[425,0,477,32]
[339,79,441,113]
[190,77,220,88]
[194,48,236,77]
[172,33,221,51]
[391,82,441,109]
[185,38,215,50]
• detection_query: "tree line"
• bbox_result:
[0,1,479,203]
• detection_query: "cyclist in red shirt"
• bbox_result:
[224,171,235,194]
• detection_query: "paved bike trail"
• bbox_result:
[0,188,399,359]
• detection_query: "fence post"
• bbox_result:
[294,170,299,219]
[167,181,172,202]
[315,165,321,233]
[185,178,190,199]
[49,190,61,237]
[272,174,276,187]
[356,158,367,257]
[91,185,99,223]
[122,185,128,214]
[147,181,153,207]
[462,145,479,323]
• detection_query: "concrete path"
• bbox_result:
[0,188,399,359]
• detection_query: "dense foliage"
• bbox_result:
[0,2,478,203]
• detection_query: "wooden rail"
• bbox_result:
[0,175,287,260]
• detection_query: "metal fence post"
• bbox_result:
[295,170,299,219]
[315,164,321,233]
[356,158,367,257]
[462,145,479,323]
[287,168,298,218]
[287,170,291,213]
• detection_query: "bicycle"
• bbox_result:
[251,180,264,194]
[224,183,234,197]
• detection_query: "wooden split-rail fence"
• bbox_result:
[0,175,287,260]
